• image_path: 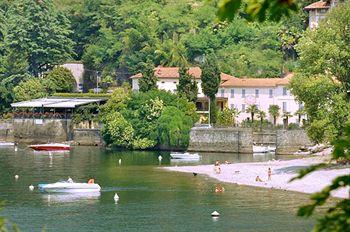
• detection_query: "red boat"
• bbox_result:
[29,143,70,151]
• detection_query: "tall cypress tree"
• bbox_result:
[201,54,221,124]
[139,60,157,92]
[177,66,198,102]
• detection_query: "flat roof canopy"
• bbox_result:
[11,97,106,109]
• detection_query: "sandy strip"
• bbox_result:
[164,152,349,198]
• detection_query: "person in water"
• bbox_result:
[67,176,73,183]
[268,167,272,181]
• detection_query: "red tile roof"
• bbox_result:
[304,1,330,10]
[220,73,293,87]
[130,66,293,87]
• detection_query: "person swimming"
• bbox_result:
[67,176,73,183]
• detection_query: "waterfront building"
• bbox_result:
[304,0,338,29]
[130,67,305,125]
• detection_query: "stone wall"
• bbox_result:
[73,129,103,146]
[12,119,72,143]
[188,127,312,154]
[0,121,14,141]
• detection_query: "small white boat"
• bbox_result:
[267,145,276,152]
[170,152,200,160]
[0,141,14,146]
[253,145,269,153]
[38,180,101,193]
[29,143,70,151]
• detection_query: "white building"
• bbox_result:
[305,0,338,29]
[130,67,304,125]
[60,62,84,92]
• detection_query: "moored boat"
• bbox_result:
[38,180,101,193]
[253,145,269,153]
[29,143,70,151]
[0,141,15,146]
[170,152,200,160]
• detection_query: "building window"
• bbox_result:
[230,89,234,98]
[269,89,273,98]
[220,89,225,97]
[283,87,287,96]
[242,104,246,112]
[230,104,235,109]
[242,89,246,98]
[161,81,165,84]
[282,102,287,112]
[173,81,177,84]
[255,89,259,98]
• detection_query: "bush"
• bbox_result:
[43,67,76,93]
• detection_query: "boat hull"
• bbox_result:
[170,152,200,160]
[29,144,70,151]
[38,182,101,193]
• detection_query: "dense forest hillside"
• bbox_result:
[0,0,311,111]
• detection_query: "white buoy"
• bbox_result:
[29,185,34,191]
[14,175,19,180]
[114,193,119,203]
[118,159,122,165]
[211,211,220,217]
[14,146,18,152]
[158,155,162,162]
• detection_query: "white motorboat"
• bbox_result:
[253,145,269,153]
[38,180,101,193]
[267,145,276,152]
[0,141,14,146]
[170,152,200,160]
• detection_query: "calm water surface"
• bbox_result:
[0,146,316,231]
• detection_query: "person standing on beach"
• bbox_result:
[214,160,221,174]
[268,168,272,180]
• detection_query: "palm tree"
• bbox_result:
[257,110,266,131]
[282,111,292,129]
[294,108,305,125]
[246,104,259,122]
[268,105,280,126]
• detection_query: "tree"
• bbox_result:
[257,110,266,131]
[44,67,76,93]
[296,1,350,92]
[139,60,157,92]
[5,0,74,76]
[291,123,350,232]
[282,111,292,129]
[216,107,240,126]
[246,104,259,122]
[201,54,221,124]
[294,108,305,125]
[217,0,298,22]
[177,66,198,102]
[13,78,47,101]
[268,104,280,126]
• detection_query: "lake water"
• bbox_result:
[0,146,316,231]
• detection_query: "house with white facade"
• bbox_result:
[304,0,338,29]
[130,67,304,125]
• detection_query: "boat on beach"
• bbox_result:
[29,143,70,151]
[170,152,200,160]
[38,180,101,193]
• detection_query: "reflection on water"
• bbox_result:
[0,146,317,232]
[43,192,101,205]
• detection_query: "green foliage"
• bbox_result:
[291,123,350,232]
[4,0,74,76]
[139,61,157,92]
[157,106,193,148]
[246,104,259,122]
[43,67,76,93]
[100,89,198,150]
[268,104,280,126]
[216,107,240,126]
[102,111,134,148]
[177,66,198,102]
[201,54,221,123]
[53,93,111,98]
[72,103,98,127]
[13,78,47,101]
[217,0,298,22]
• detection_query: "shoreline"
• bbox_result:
[164,149,349,198]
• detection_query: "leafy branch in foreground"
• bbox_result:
[290,124,350,232]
